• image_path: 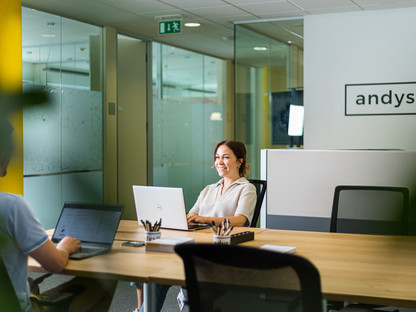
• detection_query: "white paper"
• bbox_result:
[260,244,296,254]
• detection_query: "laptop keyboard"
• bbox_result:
[71,247,103,257]
[188,222,210,230]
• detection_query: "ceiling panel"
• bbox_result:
[98,0,182,15]
[22,0,416,59]
[290,0,358,10]
[236,2,303,15]
[160,0,228,9]
[185,5,252,18]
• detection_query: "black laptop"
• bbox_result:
[52,202,124,259]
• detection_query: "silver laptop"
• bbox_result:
[52,202,124,259]
[132,185,210,231]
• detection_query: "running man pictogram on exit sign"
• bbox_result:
[159,21,181,34]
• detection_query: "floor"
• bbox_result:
[29,272,186,312]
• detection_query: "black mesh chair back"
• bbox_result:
[0,255,81,312]
[175,243,323,312]
[248,179,267,227]
[330,185,409,235]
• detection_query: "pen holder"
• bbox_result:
[145,231,161,242]
[213,234,231,245]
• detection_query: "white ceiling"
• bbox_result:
[21,0,416,60]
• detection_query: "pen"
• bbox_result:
[224,226,233,236]
[209,221,217,234]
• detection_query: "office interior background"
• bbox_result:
[14,0,416,229]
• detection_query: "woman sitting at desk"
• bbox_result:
[187,139,257,227]
[133,139,257,312]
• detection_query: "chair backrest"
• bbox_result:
[330,185,409,235]
[0,255,23,311]
[175,243,323,312]
[248,179,267,227]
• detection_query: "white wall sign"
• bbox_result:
[345,82,416,116]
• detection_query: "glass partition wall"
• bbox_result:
[22,8,103,229]
[235,20,304,178]
[152,43,226,209]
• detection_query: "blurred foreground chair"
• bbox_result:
[1,256,82,312]
[175,243,323,312]
[248,179,267,227]
[0,256,22,311]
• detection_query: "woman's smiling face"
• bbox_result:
[214,144,242,180]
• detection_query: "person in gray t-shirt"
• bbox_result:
[0,117,116,312]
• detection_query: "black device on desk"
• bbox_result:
[230,231,255,245]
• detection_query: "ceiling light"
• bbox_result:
[210,112,223,121]
[253,47,268,51]
[184,23,200,27]
[222,36,234,41]
[154,14,183,21]
[42,34,56,38]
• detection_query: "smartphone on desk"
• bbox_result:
[121,241,145,247]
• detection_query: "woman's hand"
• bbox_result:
[187,212,208,224]
[187,213,248,226]
[186,212,198,223]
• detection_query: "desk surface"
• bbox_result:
[31,220,416,308]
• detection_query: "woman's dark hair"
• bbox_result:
[213,140,250,177]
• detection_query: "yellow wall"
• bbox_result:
[0,0,23,195]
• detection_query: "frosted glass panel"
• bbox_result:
[152,43,225,209]
[24,172,103,229]
[23,86,102,174]
[61,88,102,171]
[23,86,62,174]
[22,7,103,227]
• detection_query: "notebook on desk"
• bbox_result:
[132,185,210,231]
[51,202,124,259]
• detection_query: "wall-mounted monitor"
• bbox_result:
[288,104,304,136]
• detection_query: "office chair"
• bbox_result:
[248,179,267,227]
[329,185,410,312]
[0,256,82,312]
[330,185,409,235]
[175,243,323,312]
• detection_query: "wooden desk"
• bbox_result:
[31,220,416,310]
[250,230,416,308]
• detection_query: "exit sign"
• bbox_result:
[159,20,181,34]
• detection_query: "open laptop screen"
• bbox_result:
[52,202,123,244]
